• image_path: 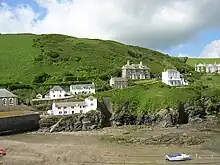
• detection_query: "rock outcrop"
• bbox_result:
[38,110,103,132]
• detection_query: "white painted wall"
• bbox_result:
[70,84,95,95]
[162,70,188,86]
[49,90,66,99]
[50,97,97,116]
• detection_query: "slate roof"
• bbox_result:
[111,77,128,81]
[196,63,204,67]
[50,86,65,91]
[166,69,179,72]
[0,89,17,98]
[54,101,87,107]
[70,83,95,90]
[122,62,150,70]
[86,96,96,100]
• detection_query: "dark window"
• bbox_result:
[9,98,14,105]
[2,98,6,106]
[80,110,83,114]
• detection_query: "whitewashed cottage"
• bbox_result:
[195,63,220,73]
[70,83,95,95]
[48,86,67,99]
[49,96,97,116]
[162,69,188,86]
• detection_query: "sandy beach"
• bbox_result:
[1,126,220,165]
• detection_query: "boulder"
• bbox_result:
[155,108,179,128]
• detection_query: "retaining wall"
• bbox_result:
[0,113,40,135]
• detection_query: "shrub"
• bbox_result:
[32,72,50,84]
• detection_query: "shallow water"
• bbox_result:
[1,133,220,165]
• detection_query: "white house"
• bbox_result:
[162,69,188,86]
[195,63,205,72]
[49,86,67,99]
[70,83,95,95]
[36,93,43,99]
[49,96,97,116]
[195,63,220,73]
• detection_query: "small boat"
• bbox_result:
[0,147,6,156]
[165,153,192,161]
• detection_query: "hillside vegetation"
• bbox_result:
[0,34,191,85]
[1,33,220,116]
[96,80,199,114]
[186,58,220,67]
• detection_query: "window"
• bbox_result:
[64,107,67,109]
[53,95,55,97]
[80,106,82,108]
[58,107,61,109]
[9,98,14,105]
[83,106,86,108]
[64,111,67,114]
[71,106,74,109]
[59,95,61,97]
[59,111,62,114]
[91,103,94,106]
[2,98,6,106]
[80,110,83,114]
[72,111,74,114]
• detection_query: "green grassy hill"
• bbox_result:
[2,33,217,114]
[96,80,199,114]
[186,58,220,67]
[0,34,190,85]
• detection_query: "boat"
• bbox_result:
[165,153,192,161]
[0,147,6,156]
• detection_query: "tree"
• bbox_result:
[32,72,50,84]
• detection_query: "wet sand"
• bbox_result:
[1,127,220,165]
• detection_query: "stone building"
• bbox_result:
[0,88,18,111]
[121,61,150,80]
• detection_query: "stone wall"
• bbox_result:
[0,113,40,135]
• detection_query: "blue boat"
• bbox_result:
[165,153,192,161]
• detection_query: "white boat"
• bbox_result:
[165,153,192,161]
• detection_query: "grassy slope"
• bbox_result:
[0,34,41,83]
[0,34,189,84]
[186,58,220,67]
[96,80,199,113]
[0,34,209,113]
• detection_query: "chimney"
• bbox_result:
[127,61,130,65]
[140,61,143,65]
